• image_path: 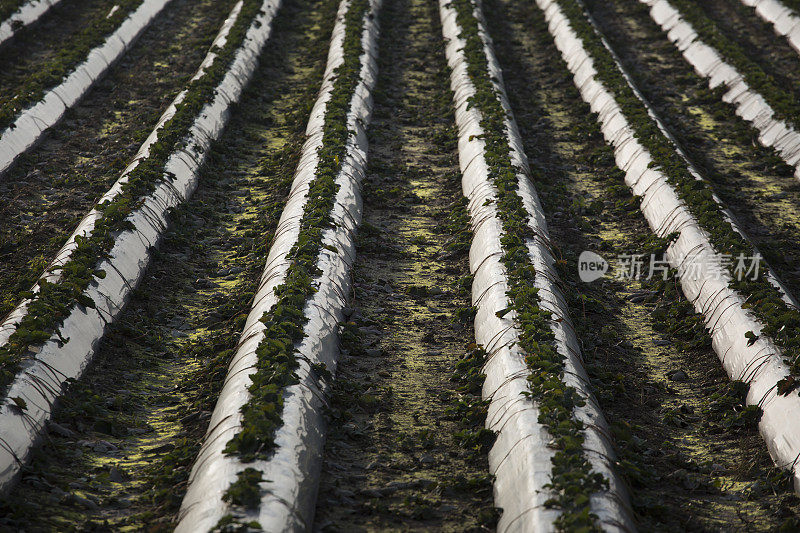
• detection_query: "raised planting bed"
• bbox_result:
[0,0,168,175]
[439,0,633,530]
[174,0,381,529]
[636,0,800,178]
[739,0,800,55]
[0,0,62,46]
[579,0,797,310]
[539,0,800,497]
[0,0,282,494]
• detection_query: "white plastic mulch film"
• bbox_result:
[0,0,63,46]
[535,0,800,494]
[0,0,173,176]
[174,0,380,530]
[0,0,281,494]
[439,1,634,531]
[640,0,800,178]
[579,0,797,308]
[740,0,800,55]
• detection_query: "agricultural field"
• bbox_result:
[2,0,800,530]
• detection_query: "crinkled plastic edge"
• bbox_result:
[640,0,800,178]
[0,1,245,351]
[0,0,280,494]
[740,0,800,56]
[0,0,172,176]
[174,0,380,530]
[577,0,798,309]
[439,1,634,531]
[537,0,800,495]
[0,0,63,46]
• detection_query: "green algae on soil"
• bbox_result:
[0,0,338,527]
[0,0,146,131]
[312,0,497,529]
[483,0,800,528]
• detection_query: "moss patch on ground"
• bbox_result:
[0,0,336,527]
[484,0,800,528]
[313,0,497,528]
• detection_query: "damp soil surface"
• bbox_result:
[0,0,239,319]
[581,0,800,332]
[0,0,124,102]
[312,0,497,530]
[484,0,800,529]
[0,0,338,528]
[693,0,800,97]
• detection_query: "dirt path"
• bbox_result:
[0,0,338,528]
[0,0,239,319]
[483,0,800,529]
[312,0,497,529]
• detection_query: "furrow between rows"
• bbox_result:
[0,0,281,496]
[0,0,172,175]
[312,0,497,527]
[537,0,800,498]
[0,0,62,46]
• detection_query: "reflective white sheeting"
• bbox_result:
[0,0,63,46]
[0,0,280,495]
[439,1,634,531]
[537,0,800,495]
[174,0,381,530]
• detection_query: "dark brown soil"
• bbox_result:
[484,0,800,529]
[0,0,119,97]
[0,0,337,528]
[0,0,239,319]
[312,0,496,530]
[582,0,800,330]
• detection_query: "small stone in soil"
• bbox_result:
[361,488,382,498]
[108,467,125,482]
[667,369,689,382]
[67,493,99,511]
[147,443,174,454]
